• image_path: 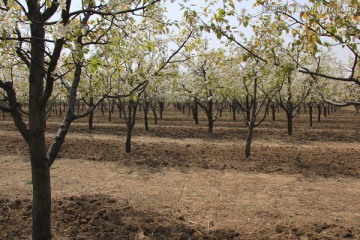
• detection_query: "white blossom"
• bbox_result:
[52,22,71,39]
[59,0,66,10]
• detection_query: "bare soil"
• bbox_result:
[0,106,359,239]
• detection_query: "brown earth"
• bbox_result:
[0,106,359,239]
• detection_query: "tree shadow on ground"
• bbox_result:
[1,194,358,240]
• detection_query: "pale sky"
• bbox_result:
[68,0,353,65]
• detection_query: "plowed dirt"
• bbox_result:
[1,106,359,239]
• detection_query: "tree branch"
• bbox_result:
[68,0,160,18]
[0,80,29,142]
[299,69,360,85]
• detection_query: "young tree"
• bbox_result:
[178,45,229,133]
[278,64,311,135]
[102,13,192,152]
[141,76,175,130]
[239,59,281,157]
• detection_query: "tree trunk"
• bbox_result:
[245,122,254,158]
[192,102,199,125]
[159,101,164,119]
[125,125,133,153]
[317,103,321,122]
[88,110,93,130]
[287,111,293,135]
[151,105,158,124]
[245,109,250,126]
[125,100,138,153]
[30,141,51,240]
[77,101,80,115]
[28,16,52,239]
[59,103,62,117]
[271,104,276,121]
[100,102,105,116]
[117,101,124,119]
[108,103,112,122]
[309,104,313,127]
[88,97,94,130]
[231,102,236,121]
[207,113,214,133]
[207,100,214,133]
[245,77,259,158]
[29,83,51,240]
[143,101,149,131]
[245,96,250,126]
[108,100,115,122]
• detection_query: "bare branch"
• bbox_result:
[0,80,29,142]
[154,30,193,76]
[68,0,160,18]
[299,69,360,85]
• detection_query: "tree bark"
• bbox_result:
[28,12,52,239]
[143,101,150,131]
[30,139,51,240]
[159,101,164,119]
[287,111,293,135]
[59,103,62,116]
[125,126,133,153]
[231,102,237,121]
[317,103,321,122]
[271,104,276,121]
[88,97,94,130]
[125,100,138,153]
[245,77,260,158]
[77,101,80,115]
[108,101,112,122]
[309,103,313,127]
[245,122,254,158]
[207,99,214,133]
[192,101,199,125]
[207,113,214,133]
[100,102,105,116]
[151,105,158,124]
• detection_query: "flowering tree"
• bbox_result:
[239,59,282,157]
[255,0,359,105]
[176,43,230,133]
[0,1,166,239]
[101,12,192,152]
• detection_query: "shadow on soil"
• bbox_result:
[1,132,359,178]
[1,194,358,240]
